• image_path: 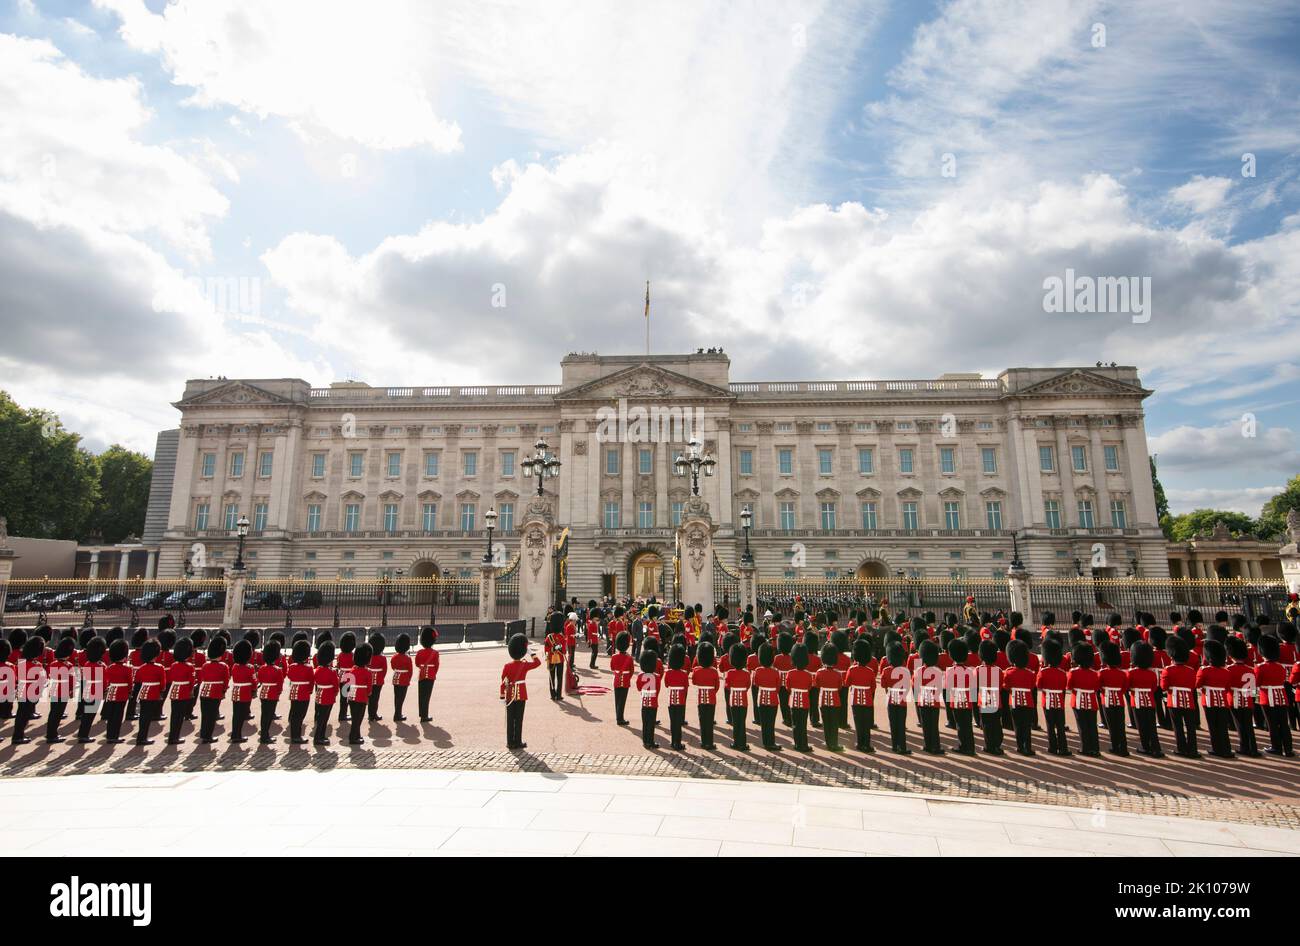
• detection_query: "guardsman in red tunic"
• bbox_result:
[1067,643,1101,757]
[752,643,782,752]
[1161,636,1200,758]
[974,640,1004,755]
[228,640,257,744]
[132,640,166,746]
[501,634,541,750]
[256,641,285,744]
[879,642,911,754]
[312,641,339,745]
[785,643,814,752]
[344,642,373,745]
[284,639,315,744]
[1197,639,1234,758]
[414,626,440,722]
[366,632,388,722]
[664,644,690,751]
[605,607,624,657]
[389,633,413,723]
[335,632,356,724]
[1097,642,1129,756]
[610,631,634,726]
[1127,641,1163,757]
[73,638,106,744]
[845,638,878,754]
[773,632,794,726]
[1257,634,1294,756]
[1036,638,1069,756]
[585,610,601,669]
[196,637,229,744]
[636,648,662,750]
[564,612,579,669]
[1224,636,1261,758]
[43,638,76,743]
[1005,640,1037,756]
[943,639,975,756]
[725,642,751,751]
[98,639,133,744]
[691,640,720,750]
[544,614,567,701]
[165,637,196,745]
[125,628,147,722]
[912,640,943,755]
[0,639,14,725]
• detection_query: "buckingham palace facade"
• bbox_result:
[150,352,1169,593]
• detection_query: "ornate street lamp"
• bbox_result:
[233,514,250,570]
[673,437,716,497]
[483,507,498,564]
[520,438,561,496]
[1073,556,1084,578]
[1010,530,1024,570]
[739,506,754,566]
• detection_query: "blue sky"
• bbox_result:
[1,0,1297,517]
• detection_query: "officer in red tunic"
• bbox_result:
[610,631,634,726]
[784,643,813,752]
[691,640,720,749]
[912,640,943,755]
[282,639,314,745]
[879,641,911,754]
[1005,640,1037,756]
[389,633,413,722]
[165,637,196,745]
[335,632,356,724]
[229,639,256,744]
[256,641,285,744]
[725,643,751,750]
[1125,641,1163,757]
[132,640,166,746]
[943,639,974,755]
[414,626,440,722]
[501,634,540,750]
[1224,636,1261,758]
[544,613,567,701]
[196,637,229,744]
[73,637,106,743]
[974,640,1004,755]
[586,609,602,669]
[636,648,662,750]
[312,640,339,745]
[1161,636,1200,758]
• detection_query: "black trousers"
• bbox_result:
[76,702,99,741]
[642,705,658,748]
[313,702,333,742]
[136,699,162,744]
[199,697,221,741]
[1265,705,1293,754]
[699,703,716,748]
[887,702,908,751]
[730,705,748,749]
[809,688,820,726]
[11,701,36,743]
[951,706,975,754]
[1232,706,1258,755]
[0,699,11,720]
[44,700,68,741]
[613,687,629,724]
[126,681,141,721]
[505,699,526,748]
[1044,707,1068,754]
[1074,708,1100,755]
[851,705,874,750]
[757,703,777,748]
[979,708,1004,753]
[1205,706,1234,757]
[1103,705,1128,753]
[588,641,599,668]
[1133,706,1162,754]
[337,690,349,722]
[231,701,252,741]
[417,679,435,719]
[668,704,686,748]
[917,705,941,753]
[1171,706,1199,756]
[347,700,367,743]
[779,688,791,726]
[548,662,564,699]
[167,700,187,743]
[258,700,277,741]
[791,706,810,750]
[367,684,383,720]
[1011,706,1036,754]
[103,701,127,741]
[391,685,408,720]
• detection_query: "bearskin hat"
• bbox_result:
[696,641,715,668]
[507,633,529,660]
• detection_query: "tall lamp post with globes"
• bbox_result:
[673,437,716,497]
[483,507,498,564]
[233,515,250,571]
[521,439,561,496]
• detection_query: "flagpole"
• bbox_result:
[645,280,650,356]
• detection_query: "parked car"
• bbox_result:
[48,591,90,611]
[76,592,131,612]
[243,590,284,610]
[286,590,323,609]
[18,591,63,612]
[190,590,226,610]
[162,590,203,609]
[131,591,168,610]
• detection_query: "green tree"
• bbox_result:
[86,445,153,544]
[0,391,99,539]
[1257,474,1300,539]
[1150,455,1173,537]
[1165,508,1260,543]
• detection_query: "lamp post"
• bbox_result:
[1010,530,1024,570]
[483,507,498,564]
[673,437,716,497]
[520,438,561,497]
[740,507,754,566]
[233,514,250,570]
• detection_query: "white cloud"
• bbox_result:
[1149,421,1300,474]
[1170,175,1233,214]
[1165,486,1284,517]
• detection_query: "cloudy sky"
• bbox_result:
[1,0,1297,516]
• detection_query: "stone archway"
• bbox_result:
[408,558,441,579]
[627,549,666,599]
[855,559,889,579]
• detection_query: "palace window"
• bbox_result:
[944,501,961,530]
[606,448,620,475]
[818,449,833,475]
[1039,445,1055,472]
[424,452,439,477]
[638,449,653,475]
[981,447,997,474]
[258,451,273,478]
[858,448,874,474]
[779,502,796,530]
[460,503,476,531]
[861,502,877,530]
[422,503,437,531]
[820,502,836,530]
[499,503,514,531]
[229,452,244,477]
[344,504,360,532]
[306,505,321,533]
[901,501,918,531]
[501,451,515,476]
[386,452,401,478]
[603,501,620,529]
[1044,499,1061,528]
[224,504,238,530]
[1072,445,1088,472]
[671,501,684,527]
[1104,445,1120,471]
[311,453,326,478]
[899,448,914,474]
[940,447,956,474]
[638,501,654,528]
[778,449,793,475]
[200,453,216,478]
[1077,499,1095,528]
[383,503,399,532]
[194,503,209,530]
[985,501,1002,530]
[1110,500,1127,528]
[348,452,364,477]
[738,449,753,475]
[463,451,477,476]
[253,503,267,532]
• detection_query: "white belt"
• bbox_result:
[978,686,999,709]
[167,683,188,701]
[1010,687,1033,708]
[887,686,909,705]
[728,688,747,707]
[1230,686,1254,708]
[1102,687,1125,707]
[1073,689,1097,710]
[1168,685,1193,708]
[641,688,658,706]
[848,685,872,706]
[1042,689,1064,709]
[1261,685,1287,705]
[667,686,686,706]
[758,686,778,706]
[1202,685,1228,708]
[696,688,715,705]
[258,684,278,700]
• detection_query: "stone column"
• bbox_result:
[479,561,497,622]
[88,551,100,580]
[117,549,131,590]
[222,567,248,631]
[145,550,158,579]
[0,545,18,627]
[1007,562,1032,620]
[1280,513,1300,595]
[738,559,757,623]
[677,496,717,611]
[519,498,556,623]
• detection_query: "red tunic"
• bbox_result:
[1097,667,1128,708]
[197,661,230,700]
[636,670,661,708]
[813,667,843,707]
[313,665,340,705]
[610,652,635,689]
[724,668,751,706]
[1126,667,1158,709]
[585,619,599,645]
[166,660,196,702]
[1225,661,1255,708]
[1256,661,1289,706]
[229,664,256,703]
[499,656,541,701]
[752,666,781,706]
[414,647,440,681]
[1161,663,1197,709]
[389,653,413,687]
[134,662,167,702]
[343,664,372,704]
[785,668,813,709]
[1004,666,1037,708]
[1036,666,1067,710]
[844,664,877,707]
[663,668,689,707]
[368,654,388,687]
[286,663,314,702]
[104,661,133,703]
[690,665,719,704]
[1196,664,1233,708]
[256,664,285,702]
[46,658,76,702]
[943,663,972,709]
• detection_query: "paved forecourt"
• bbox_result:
[2,645,1300,830]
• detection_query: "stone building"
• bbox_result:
[153,353,1169,594]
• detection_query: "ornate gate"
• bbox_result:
[712,552,740,611]
[552,527,568,605]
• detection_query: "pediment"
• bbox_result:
[303,490,327,503]
[897,486,923,499]
[1012,369,1150,400]
[815,487,840,500]
[175,381,296,409]
[775,486,800,499]
[734,487,760,501]
[555,363,733,401]
[938,486,965,499]
[856,487,881,499]
[979,486,1006,499]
